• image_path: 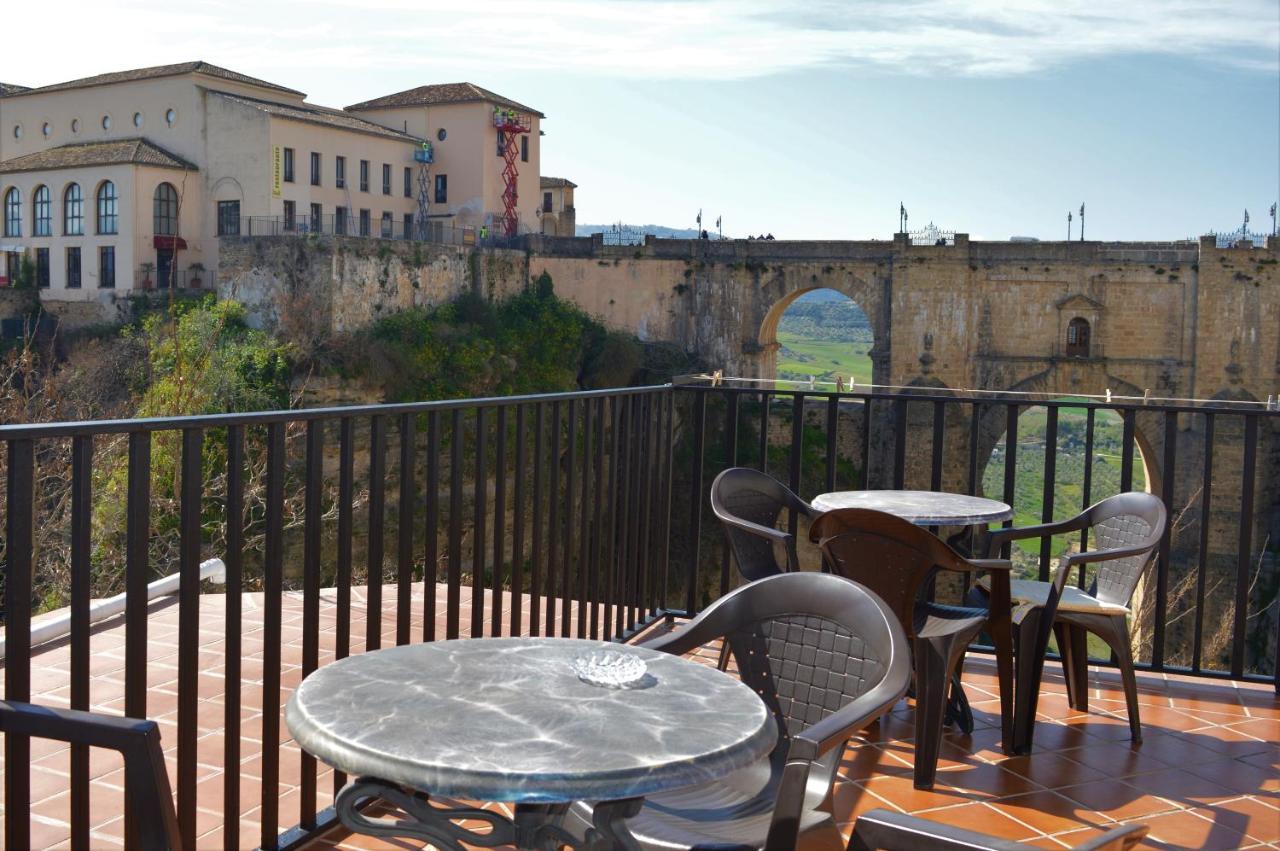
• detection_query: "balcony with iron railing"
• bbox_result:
[0,381,1276,848]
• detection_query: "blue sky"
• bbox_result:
[6,0,1278,240]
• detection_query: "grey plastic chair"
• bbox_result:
[809,508,1015,789]
[968,492,1166,748]
[567,571,911,851]
[711,467,820,581]
[848,808,1148,850]
[0,701,180,850]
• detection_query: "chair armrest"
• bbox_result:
[986,517,1087,556]
[0,700,157,747]
[944,558,1012,574]
[789,671,909,762]
[719,513,793,546]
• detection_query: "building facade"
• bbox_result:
[539,177,577,236]
[0,64,547,302]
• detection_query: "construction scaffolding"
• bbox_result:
[493,108,531,237]
[414,142,434,241]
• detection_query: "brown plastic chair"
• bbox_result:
[848,808,1148,850]
[567,571,911,850]
[0,700,180,850]
[711,467,820,581]
[809,508,1014,789]
[968,492,1166,748]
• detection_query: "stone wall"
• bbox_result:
[216,235,527,335]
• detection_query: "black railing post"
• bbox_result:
[1231,415,1258,678]
[5,438,34,851]
[177,427,203,847]
[687,390,708,616]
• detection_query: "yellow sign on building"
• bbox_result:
[271,146,282,197]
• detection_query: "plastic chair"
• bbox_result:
[0,701,180,850]
[848,808,1149,850]
[968,492,1166,746]
[567,571,911,850]
[710,467,820,581]
[809,508,1015,789]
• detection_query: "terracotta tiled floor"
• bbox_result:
[1,585,1276,850]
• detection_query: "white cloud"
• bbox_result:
[4,0,1277,86]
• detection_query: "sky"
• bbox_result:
[3,0,1278,240]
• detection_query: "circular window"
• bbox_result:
[102,115,111,130]
[437,128,447,141]
[165,108,176,126]
[133,112,143,128]
[71,118,81,134]
[41,122,51,137]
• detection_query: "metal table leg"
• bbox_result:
[335,777,643,850]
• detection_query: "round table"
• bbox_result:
[810,489,1012,526]
[287,637,776,850]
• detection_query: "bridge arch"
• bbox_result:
[756,275,887,385]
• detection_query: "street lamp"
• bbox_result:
[1067,211,1073,241]
[1079,203,1085,241]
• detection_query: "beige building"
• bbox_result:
[346,83,543,235]
[0,63,548,301]
[539,177,577,236]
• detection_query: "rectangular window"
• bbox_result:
[521,135,528,163]
[310,203,322,233]
[359,160,369,192]
[35,248,49,288]
[283,200,296,231]
[403,213,414,239]
[434,174,447,204]
[404,166,412,198]
[310,152,321,186]
[380,212,392,238]
[3,192,19,237]
[283,147,295,183]
[216,200,240,236]
[66,247,81,288]
[543,192,553,213]
[335,206,347,235]
[99,246,115,289]
[382,164,391,195]
[359,208,370,237]
[336,156,347,189]
[496,130,505,157]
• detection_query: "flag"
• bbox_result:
[1080,203,1085,216]
[697,209,702,227]
[716,216,721,229]
[1244,209,1249,224]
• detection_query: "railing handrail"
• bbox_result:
[671,377,1280,416]
[0,384,672,439]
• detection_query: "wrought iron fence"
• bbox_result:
[908,223,957,246]
[1,380,1276,848]
[1205,228,1274,248]
[0,386,672,850]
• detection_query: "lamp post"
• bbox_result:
[1079,203,1085,241]
[1270,202,1276,236]
[1067,211,1072,241]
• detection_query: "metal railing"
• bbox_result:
[1,386,673,850]
[226,215,477,246]
[1,381,1276,848]
[668,380,1278,690]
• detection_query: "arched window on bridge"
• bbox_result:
[1066,317,1091,358]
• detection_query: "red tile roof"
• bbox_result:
[0,138,197,174]
[346,82,543,118]
[7,61,302,98]
[208,90,423,143]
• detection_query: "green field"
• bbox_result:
[776,331,874,385]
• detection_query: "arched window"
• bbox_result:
[32,185,51,236]
[1066,317,1091,358]
[153,182,178,236]
[96,181,118,235]
[3,188,21,237]
[63,183,83,235]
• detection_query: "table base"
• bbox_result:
[335,777,643,850]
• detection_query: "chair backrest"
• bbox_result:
[1077,492,1166,608]
[809,508,977,638]
[710,467,814,580]
[645,571,910,812]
